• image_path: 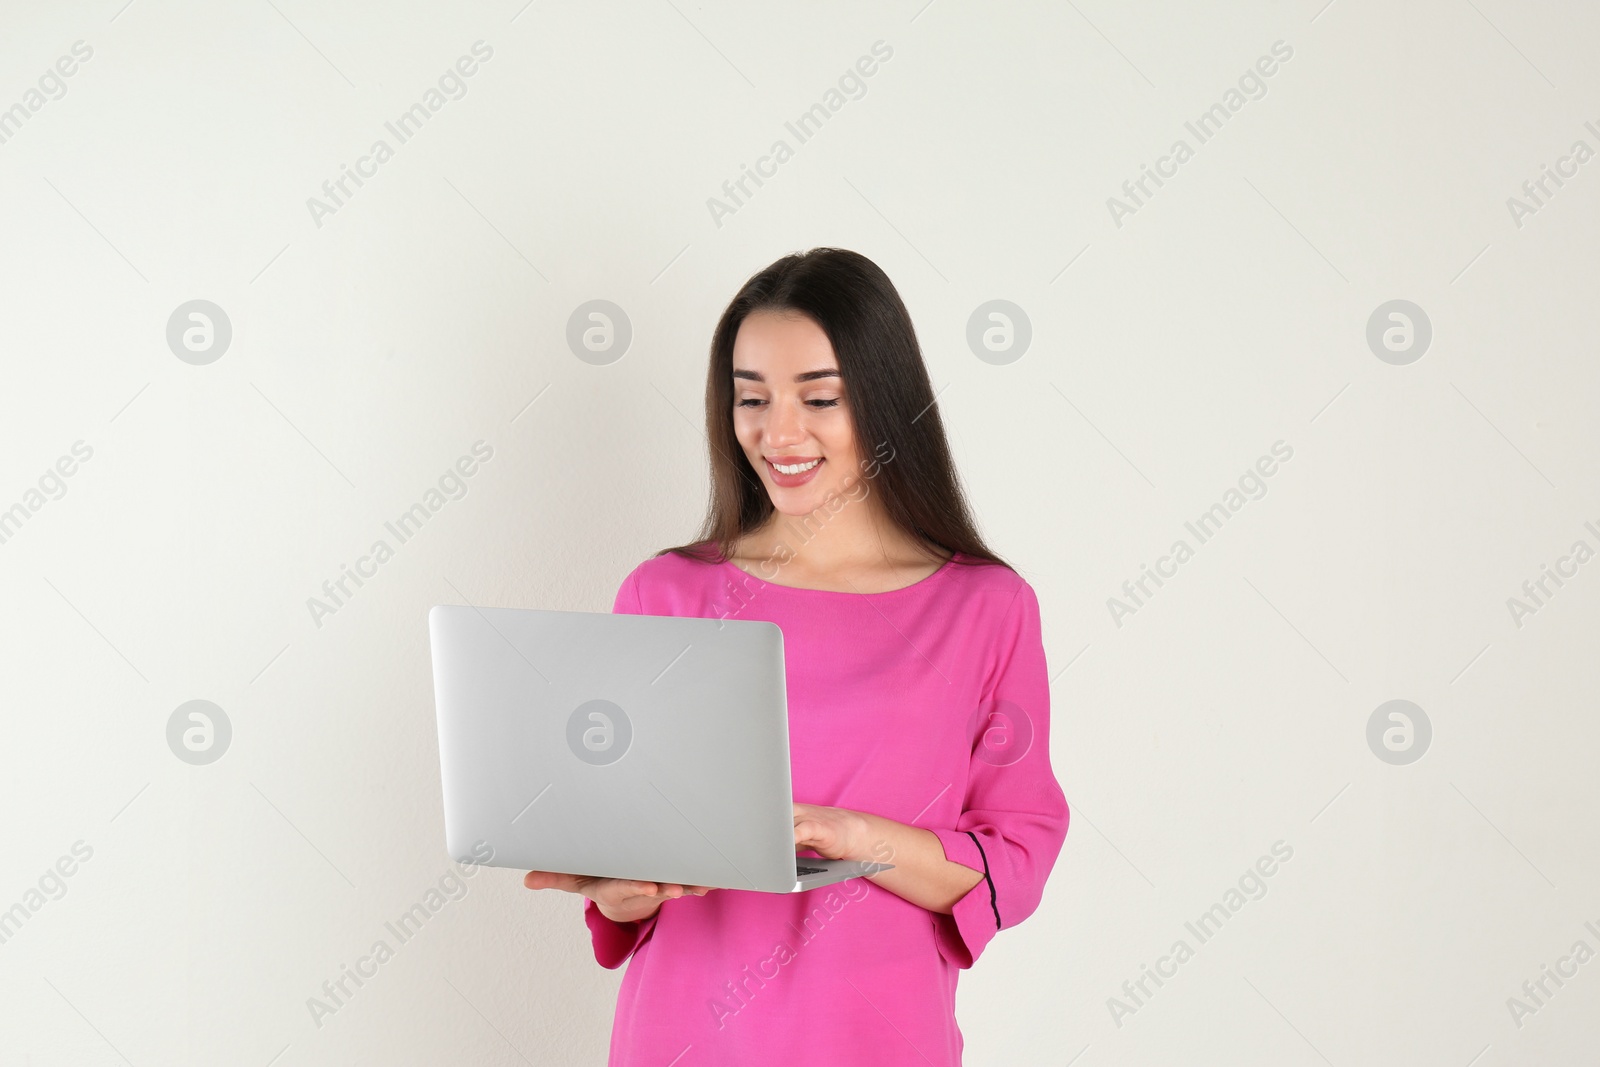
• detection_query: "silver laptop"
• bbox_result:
[427,603,893,893]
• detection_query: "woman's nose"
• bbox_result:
[765,398,805,445]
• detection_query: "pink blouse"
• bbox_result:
[582,549,1070,1065]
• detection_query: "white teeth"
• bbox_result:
[771,458,821,475]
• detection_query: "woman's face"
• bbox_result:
[730,308,863,517]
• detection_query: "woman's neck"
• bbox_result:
[733,506,948,577]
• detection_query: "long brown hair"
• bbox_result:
[659,247,1010,571]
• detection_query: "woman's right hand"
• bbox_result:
[522,870,715,923]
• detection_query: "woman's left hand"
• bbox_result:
[793,802,870,861]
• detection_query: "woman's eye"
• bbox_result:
[735,397,840,409]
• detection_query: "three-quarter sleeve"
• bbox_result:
[580,565,656,968]
[584,898,661,969]
[926,578,1070,969]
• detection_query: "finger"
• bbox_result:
[524,870,579,892]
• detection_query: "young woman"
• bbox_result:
[523,248,1070,1065]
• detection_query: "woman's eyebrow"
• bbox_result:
[732,369,841,382]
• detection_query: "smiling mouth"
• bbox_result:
[764,456,825,486]
[768,457,821,475]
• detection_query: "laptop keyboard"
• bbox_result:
[796,865,827,876]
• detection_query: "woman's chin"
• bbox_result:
[769,489,831,515]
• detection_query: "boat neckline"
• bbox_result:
[714,551,965,597]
